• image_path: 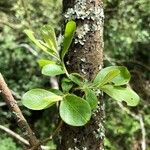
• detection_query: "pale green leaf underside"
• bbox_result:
[61,21,76,59]
[22,89,62,110]
[42,64,65,76]
[59,94,91,126]
[94,66,131,86]
[101,85,140,106]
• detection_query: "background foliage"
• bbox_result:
[0,0,149,149]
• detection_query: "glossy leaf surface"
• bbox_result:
[59,94,91,126]
[22,89,62,110]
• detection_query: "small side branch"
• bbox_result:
[0,73,41,149]
[0,125,51,150]
[139,115,146,150]
[0,125,29,145]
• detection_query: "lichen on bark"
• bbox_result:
[58,0,105,149]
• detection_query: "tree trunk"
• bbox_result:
[58,0,104,149]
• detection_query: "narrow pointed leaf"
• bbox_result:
[84,88,98,109]
[22,89,62,110]
[42,64,65,76]
[24,29,57,57]
[101,85,140,106]
[94,66,131,86]
[61,21,76,59]
[41,25,58,52]
[59,94,91,126]
[24,29,47,52]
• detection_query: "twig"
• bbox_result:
[139,115,146,150]
[0,102,6,107]
[0,125,52,150]
[0,125,29,145]
[50,77,59,89]
[19,43,38,56]
[0,73,41,149]
[30,120,63,150]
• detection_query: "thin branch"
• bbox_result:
[0,73,41,149]
[0,125,51,150]
[19,43,38,56]
[0,102,6,107]
[0,125,29,145]
[139,115,146,150]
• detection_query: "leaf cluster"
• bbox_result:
[22,21,140,126]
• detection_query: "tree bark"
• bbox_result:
[0,73,41,150]
[58,0,105,149]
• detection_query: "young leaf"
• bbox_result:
[22,89,62,110]
[94,66,131,86]
[69,73,84,86]
[101,85,140,106]
[84,88,98,109]
[24,29,57,58]
[24,29,47,51]
[42,64,65,76]
[61,21,76,59]
[41,25,58,52]
[37,59,55,68]
[61,78,73,92]
[59,94,91,126]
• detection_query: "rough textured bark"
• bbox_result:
[58,0,105,149]
[0,73,41,150]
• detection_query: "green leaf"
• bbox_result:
[101,85,140,106]
[41,25,58,52]
[84,88,98,109]
[69,73,84,86]
[61,78,73,92]
[61,21,76,59]
[24,29,47,52]
[22,89,62,110]
[24,29,57,58]
[94,66,131,86]
[37,59,56,67]
[59,94,91,126]
[98,69,120,87]
[42,64,65,76]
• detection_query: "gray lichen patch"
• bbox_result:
[64,0,104,45]
[75,24,90,45]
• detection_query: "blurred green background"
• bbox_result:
[0,0,149,149]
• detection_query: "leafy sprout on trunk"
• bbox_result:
[22,21,140,126]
